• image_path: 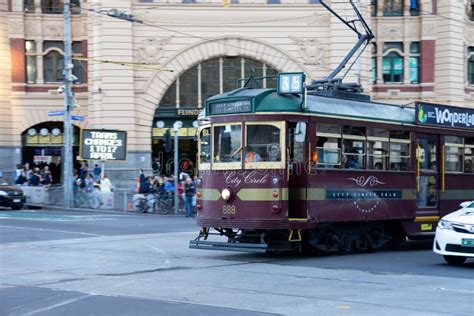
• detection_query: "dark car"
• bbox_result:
[0,178,26,210]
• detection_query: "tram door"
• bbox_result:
[287,122,308,219]
[415,134,440,218]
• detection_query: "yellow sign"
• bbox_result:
[51,135,63,144]
[152,128,197,138]
[421,223,433,231]
[38,135,51,144]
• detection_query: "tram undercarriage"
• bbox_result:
[189,221,409,254]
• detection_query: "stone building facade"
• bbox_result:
[0,0,473,183]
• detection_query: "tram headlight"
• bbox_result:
[221,188,232,201]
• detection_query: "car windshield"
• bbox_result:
[0,178,10,186]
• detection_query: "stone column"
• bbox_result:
[0,0,21,179]
[434,1,465,105]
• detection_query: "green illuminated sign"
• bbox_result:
[278,72,305,94]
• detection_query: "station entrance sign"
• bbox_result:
[80,129,127,161]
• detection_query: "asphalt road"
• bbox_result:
[1,208,472,316]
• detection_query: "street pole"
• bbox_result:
[63,0,73,208]
[173,121,182,215]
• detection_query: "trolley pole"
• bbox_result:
[63,0,73,208]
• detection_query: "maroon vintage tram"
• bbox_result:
[189,74,474,253]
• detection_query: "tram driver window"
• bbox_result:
[213,124,242,163]
[246,124,281,162]
[199,127,211,164]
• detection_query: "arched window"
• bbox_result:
[382,52,403,83]
[468,1,474,21]
[159,57,278,109]
[468,47,474,85]
[43,51,64,83]
[383,0,403,16]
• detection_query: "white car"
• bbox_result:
[433,201,474,265]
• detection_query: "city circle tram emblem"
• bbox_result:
[326,176,401,214]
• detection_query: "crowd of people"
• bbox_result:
[138,169,197,217]
[14,162,55,187]
[72,161,113,193]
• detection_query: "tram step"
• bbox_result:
[189,240,268,253]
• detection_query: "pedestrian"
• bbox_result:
[151,159,160,176]
[100,173,113,192]
[93,164,102,183]
[28,169,40,186]
[14,164,22,182]
[184,176,196,217]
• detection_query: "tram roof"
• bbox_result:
[206,88,415,124]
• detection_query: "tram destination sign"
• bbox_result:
[80,129,127,161]
[416,102,474,130]
[208,100,252,115]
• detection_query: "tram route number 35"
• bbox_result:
[278,72,305,95]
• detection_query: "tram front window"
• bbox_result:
[213,124,242,163]
[245,124,281,163]
[199,127,211,164]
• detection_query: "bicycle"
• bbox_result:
[74,188,103,209]
[155,192,174,215]
[132,193,156,213]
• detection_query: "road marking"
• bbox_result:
[0,225,105,237]
[438,287,474,294]
[22,294,91,316]
[0,212,119,222]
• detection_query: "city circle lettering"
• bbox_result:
[224,171,269,187]
[83,131,125,160]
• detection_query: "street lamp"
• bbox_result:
[173,120,182,215]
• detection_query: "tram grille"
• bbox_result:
[445,244,474,254]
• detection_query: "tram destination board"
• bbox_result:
[416,102,474,130]
[208,100,252,115]
[80,129,127,161]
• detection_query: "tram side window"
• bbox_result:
[367,128,389,170]
[246,124,281,162]
[417,137,437,171]
[416,175,437,208]
[464,137,474,173]
[389,131,410,171]
[342,126,366,169]
[213,124,242,163]
[288,123,305,163]
[316,124,341,168]
[445,136,463,172]
[199,127,211,164]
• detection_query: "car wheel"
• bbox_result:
[11,204,23,211]
[443,255,467,265]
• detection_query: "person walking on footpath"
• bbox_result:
[93,164,102,183]
[184,176,196,218]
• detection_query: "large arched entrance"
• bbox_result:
[151,56,279,175]
[21,122,80,184]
